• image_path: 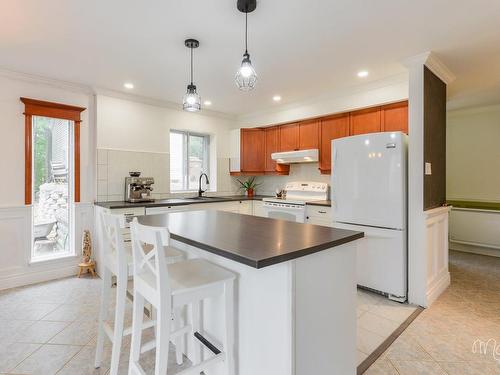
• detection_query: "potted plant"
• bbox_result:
[237,176,261,197]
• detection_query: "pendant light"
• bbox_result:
[235,0,257,91]
[183,39,201,112]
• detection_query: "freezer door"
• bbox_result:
[332,132,407,230]
[333,222,407,298]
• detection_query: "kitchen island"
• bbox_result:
[137,210,363,375]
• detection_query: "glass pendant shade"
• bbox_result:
[183,84,201,112]
[235,52,257,91]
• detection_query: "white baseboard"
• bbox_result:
[450,241,500,258]
[426,270,451,308]
[0,264,79,291]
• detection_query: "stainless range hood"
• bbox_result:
[271,149,319,164]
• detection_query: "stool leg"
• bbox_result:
[155,302,171,375]
[174,307,183,365]
[191,301,201,365]
[109,273,127,375]
[95,267,112,368]
[223,281,235,375]
[129,291,145,373]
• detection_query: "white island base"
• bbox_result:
[171,239,358,375]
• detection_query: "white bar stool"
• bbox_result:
[128,218,236,375]
[94,212,185,375]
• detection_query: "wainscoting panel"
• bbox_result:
[0,203,94,290]
[424,206,451,306]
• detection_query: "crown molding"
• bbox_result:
[402,51,456,84]
[236,72,409,125]
[0,67,95,95]
[94,87,236,121]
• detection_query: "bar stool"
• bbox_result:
[128,218,236,375]
[94,212,185,375]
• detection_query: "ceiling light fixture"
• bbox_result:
[357,71,369,78]
[124,82,134,89]
[182,39,201,112]
[204,100,212,106]
[273,95,281,102]
[235,0,257,91]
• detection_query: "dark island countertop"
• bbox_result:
[136,210,363,269]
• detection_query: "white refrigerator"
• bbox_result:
[331,132,408,301]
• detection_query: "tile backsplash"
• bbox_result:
[97,148,236,202]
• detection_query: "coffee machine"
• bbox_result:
[124,172,155,202]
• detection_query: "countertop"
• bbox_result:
[95,195,332,209]
[447,200,500,211]
[136,210,362,268]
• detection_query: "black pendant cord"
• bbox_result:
[245,11,248,55]
[190,47,194,85]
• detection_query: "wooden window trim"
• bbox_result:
[21,97,86,205]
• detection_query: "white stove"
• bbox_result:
[263,182,329,223]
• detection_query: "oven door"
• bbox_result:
[263,203,306,223]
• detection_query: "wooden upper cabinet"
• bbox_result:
[279,123,299,151]
[298,120,319,150]
[240,128,265,173]
[349,107,381,135]
[319,114,349,173]
[381,101,408,134]
[264,126,279,172]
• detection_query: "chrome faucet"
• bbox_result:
[198,173,210,197]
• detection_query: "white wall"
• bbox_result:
[96,95,237,200]
[447,105,500,202]
[0,72,95,290]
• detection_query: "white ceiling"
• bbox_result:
[1,0,500,114]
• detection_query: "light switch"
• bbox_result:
[425,162,432,175]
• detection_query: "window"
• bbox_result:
[21,97,85,262]
[170,130,210,191]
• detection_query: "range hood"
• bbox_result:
[271,149,319,164]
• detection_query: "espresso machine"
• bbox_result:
[124,172,155,202]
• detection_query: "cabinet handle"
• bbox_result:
[306,216,310,219]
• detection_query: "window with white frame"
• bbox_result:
[170,130,210,192]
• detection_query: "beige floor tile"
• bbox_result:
[0,342,41,372]
[12,343,82,374]
[358,311,400,338]
[383,334,433,362]
[363,358,399,374]
[14,320,69,344]
[438,361,500,375]
[357,327,386,355]
[391,360,447,375]
[57,345,109,375]
[49,320,97,345]
[0,320,34,343]
[370,303,416,324]
[0,302,60,321]
[41,303,100,322]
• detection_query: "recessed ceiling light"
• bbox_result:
[357,71,369,78]
[124,82,134,89]
[204,100,212,106]
[273,95,282,102]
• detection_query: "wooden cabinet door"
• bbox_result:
[319,114,349,173]
[381,101,408,134]
[264,126,279,172]
[299,120,319,150]
[241,128,265,173]
[279,123,299,151]
[349,107,381,135]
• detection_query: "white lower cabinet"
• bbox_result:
[305,205,332,227]
[253,201,266,217]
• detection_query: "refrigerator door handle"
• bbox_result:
[331,148,338,210]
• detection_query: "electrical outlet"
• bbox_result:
[425,162,432,175]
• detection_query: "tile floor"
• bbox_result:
[357,289,417,365]
[1,250,498,374]
[365,251,500,374]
